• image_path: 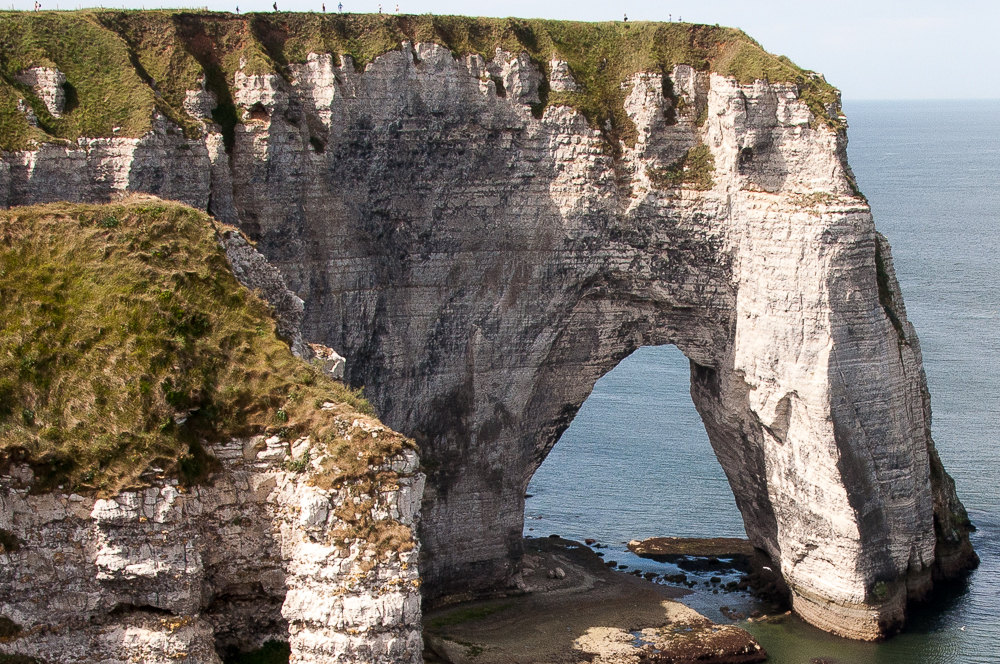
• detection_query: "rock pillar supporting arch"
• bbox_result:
[244,52,973,640]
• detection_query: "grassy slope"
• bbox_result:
[0,11,842,152]
[0,199,410,503]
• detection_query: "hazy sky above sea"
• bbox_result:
[11,0,998,100]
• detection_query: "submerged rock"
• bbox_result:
[425,538,763,664]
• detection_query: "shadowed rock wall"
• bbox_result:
[0,38,977,640]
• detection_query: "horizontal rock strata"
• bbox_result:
[0,14,977,641]
[0,433,425,663]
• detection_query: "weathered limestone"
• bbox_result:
[0,434,425,663]
[14,67,67,118]
[220,229,312,359]
[0,41,976,640]
[547,59,579,92]
[310,343,348,380]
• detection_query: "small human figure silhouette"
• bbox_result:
[273,1,277,10]
[322,2,325,10]
[378,3,382,13]
[623,13,627,22]
[235,4,239,12]
[338,1,342,11]
[669,13,672,21]
[395,4,399,12]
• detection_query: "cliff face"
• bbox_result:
[0,12,977,641]
[0,438,424,664]
[0,201,425,663]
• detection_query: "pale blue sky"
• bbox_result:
[11,0,999,99]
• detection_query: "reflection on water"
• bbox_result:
[526,100,1000,663]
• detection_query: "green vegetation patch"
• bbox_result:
[0,11,841,153]
[871,580,890,602]
[0,199,406,497]
[0,84,49,153]
[647,143,715,190]
[0,11,158,145]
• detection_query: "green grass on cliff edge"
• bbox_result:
[0,10,842,152]
[0,198,412,499]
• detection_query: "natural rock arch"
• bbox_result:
[0,35,976,641]
[244,47,973,640]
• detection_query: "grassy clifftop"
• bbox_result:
[0,198,408,497]
[0,10,841,152]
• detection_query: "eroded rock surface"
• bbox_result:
[0,39,977,640]
[14,67,67,118]
[0,432,425,663]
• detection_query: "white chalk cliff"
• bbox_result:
[0,17,977,647]
[0,432,425,663]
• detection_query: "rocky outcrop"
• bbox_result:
[424,537,766,664]
[13,67,67,118]
[0,17,977,640]
[0,429,425,663]
[220,228,312,359]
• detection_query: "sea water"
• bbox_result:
[525,100,1000,663]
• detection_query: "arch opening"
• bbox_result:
[421,345,784,658]
[524,344,744,544]
[519,345,784,621]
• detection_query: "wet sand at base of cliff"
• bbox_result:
[423,537,766,664]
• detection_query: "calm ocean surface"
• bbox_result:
[525,100,1000,663]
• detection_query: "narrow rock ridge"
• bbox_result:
[0,435,425,663]
[219,228,312,359]
[0,34,977,640]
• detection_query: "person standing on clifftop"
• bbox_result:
[273,1,277,10]
[623,13,627,22]
[338,1,342,11]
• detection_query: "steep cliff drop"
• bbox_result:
[0,11,978,642]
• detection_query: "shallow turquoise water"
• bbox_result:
[526,100,1000,663]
